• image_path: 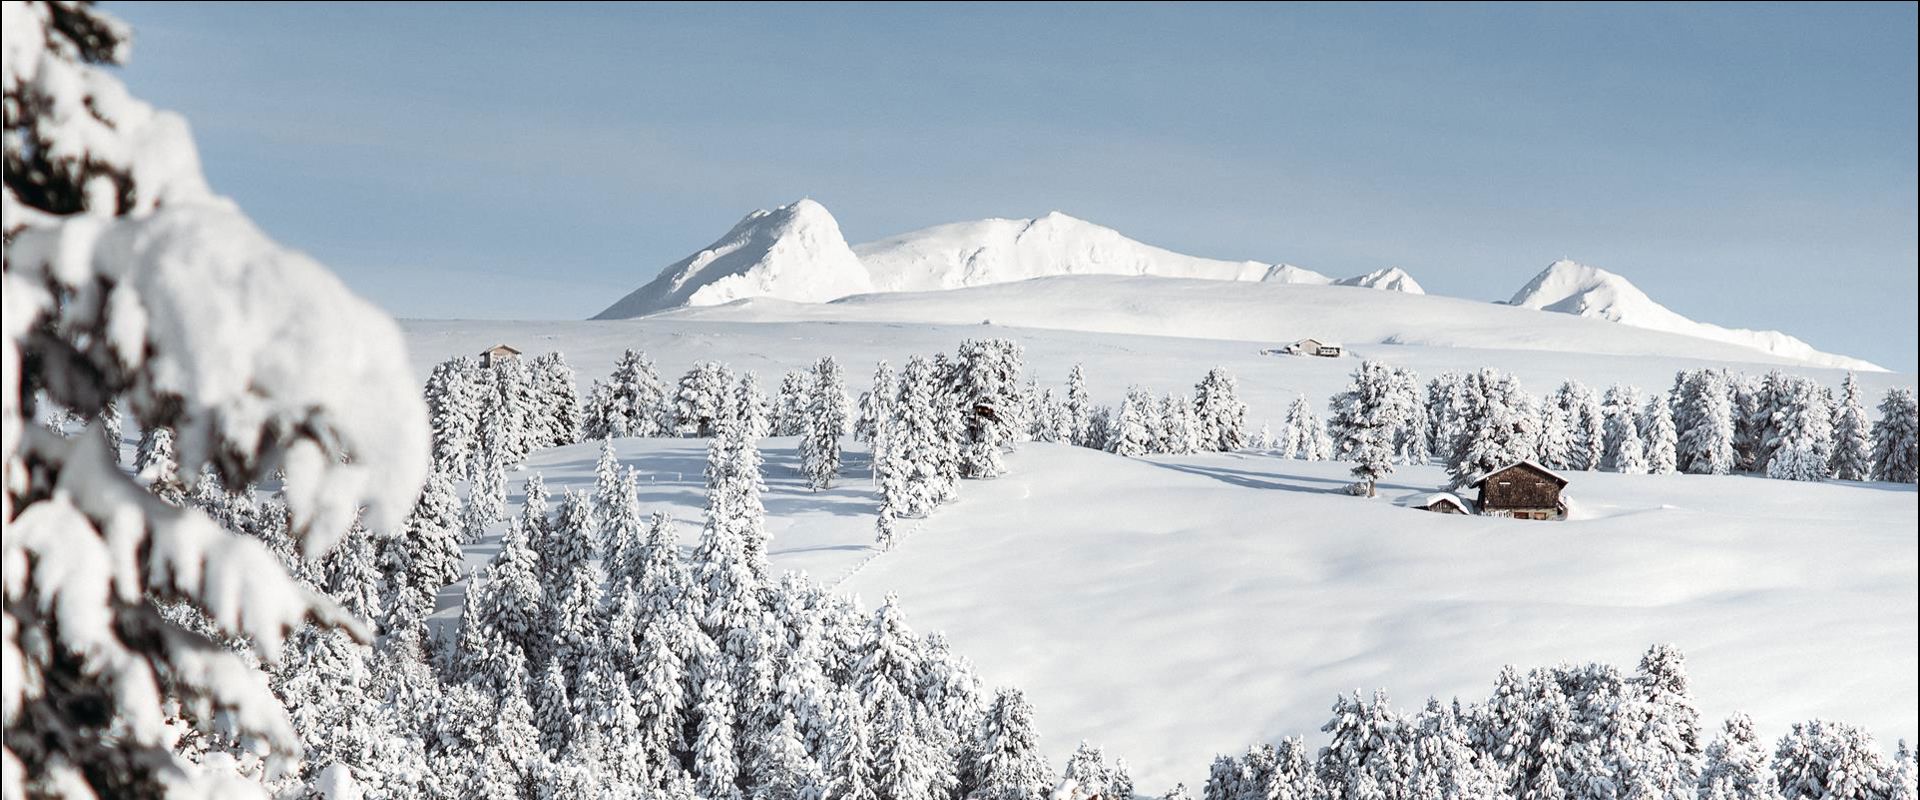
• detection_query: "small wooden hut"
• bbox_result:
[480,343,522,367]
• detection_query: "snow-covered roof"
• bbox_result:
[483,343,522,354]
[1401,491,1472,511]
[1467,459,1569,488]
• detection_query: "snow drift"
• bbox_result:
[1509,260,1879,371]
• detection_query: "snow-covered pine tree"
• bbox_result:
[527,351,581,449]
[1062,741,1113,800]
[1252,422,1274,451]
[1770,720,1902,800]
[1160,393,1202,455]
[1602,384,1645,472]
[1830,374,1874,482]
[1536,402,1574,470]
[1426,373,1469,461]
[970,688,1056,800]
[863,361,897,447]
[1614,415,1650,475]
[1556,380,1606,471]
[1869,388,1918,483]
[1194,367,1249,452]
[2,5,434,791]
[588,348,670,439]
[948,339,1026,478]
[1447,370,1540,487]
[1330,361,1405,496]
[1675,369,1738,475]
[775,371,811,438]
[1698,713,1782,800]
[801,357,851,490]
[425,356,483,477]
[1317,689,1417,800]
[1065,364,1093,448]
[881,356,961,519]
[134,422,179,486]
[383,469,466,632]
[675,361,737,437]
[1107,387,1157,458]
[545,490,607,693]
[1620,644,1704,797]
[1762,376,1835,482]
[1291,395,1333,462]
[1735,373,1783,473]
[490,355,540,466]
[1644,393,1680,476]
[736,370,772,441]
[1390,366,1429,464]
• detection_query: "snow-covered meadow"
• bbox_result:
[410,308,1919,790]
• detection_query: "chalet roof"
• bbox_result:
[1402,491,1473,512]
[1467,459,1569,489]
[483,343,522,354]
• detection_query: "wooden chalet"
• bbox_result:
[479,343,522,367]
[1280,338,1343,357]
[1468,460,1568,521]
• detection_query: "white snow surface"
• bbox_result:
[407,316,1916,792]
[593,199,872,319]
[595,200,1869,370]
[855,210,1299,292]
[652,275,1870,369]
[1509,259,1878,371]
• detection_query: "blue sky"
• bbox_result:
[112,2,1917,370]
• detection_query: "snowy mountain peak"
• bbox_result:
[593,198,870,319]
[1510,259,1881,371]
[1334,266,1425,294]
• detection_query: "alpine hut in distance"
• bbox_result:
[480,343,522,367]
[1468,460,1568,521]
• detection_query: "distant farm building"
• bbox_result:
[1406,492,1473,515]
[1468,460,1568,521]
[1280,338,1343,357]
[480,343,522,367]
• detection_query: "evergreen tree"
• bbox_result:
[385,470,466,631]
[1602,384,1645,472]
[1330,362,1405,496]
[1764,376,1835,482]
[1447,370,1539,488]
[1644,394,1680,476]
[857,361,896,449]
[1869,388,1919,483]
[1062,741,1113,799]
[774,371,812,438]
[880,356,960,519]
[676,361,738,437]
[1194,367,1249,452]
[1556,380,1606,471]
[1065,364,1093,448]
[1161,393,1201,455]
[1536,402,1573,470]
[970,688,1056,800]
[1675,369,1738,475]
[802,357,852,490]
[1771,720,1901,800]
[134,422,179,486]
[1830,374,1874,482]
[425,357,483,477]
[1107,388,1157,458]
[1280,395,1332,461]
[948,338,1026,478]
[528,351,581,448]
[736,370,772,441]
[595,349,672,439]
[1699,713,1782,800]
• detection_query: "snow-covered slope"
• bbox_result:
[855,211,1296,291]
[654,274,1866,367]
[1510,260,1878,371]
[592,199,870,319]
[1334,266,1424,293]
